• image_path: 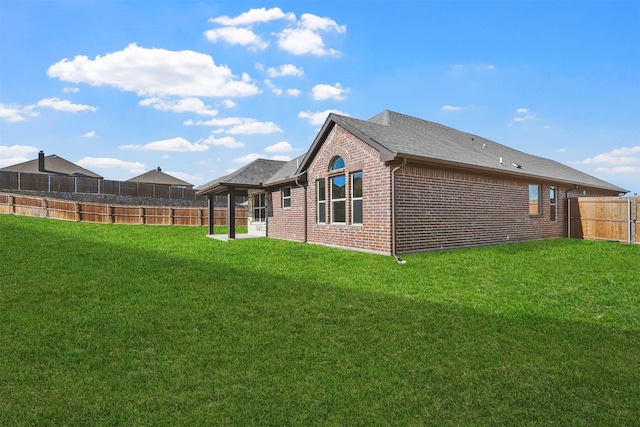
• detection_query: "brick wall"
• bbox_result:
[394,164,617,253]
[268,185,306,241]
[304,124,393,255]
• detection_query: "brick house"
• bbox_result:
[198,110,627,256]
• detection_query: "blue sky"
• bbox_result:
[1,1,639,194]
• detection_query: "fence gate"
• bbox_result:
[568,196,638,244]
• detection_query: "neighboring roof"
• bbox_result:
[298,110,627,193]
[197,158,288,195]
[127,167,193,187]
[0,153,103,179]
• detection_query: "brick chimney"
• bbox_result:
[38,151,45,172]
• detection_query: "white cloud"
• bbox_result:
[139,97,218,116]
[204,27,268,50]
[264,79,283,95]
[276,13,346,56]
[0,103,39,122]
[221,100,237,108]
[0,145,39,167]
[298,109,348,126]
[441,105,474,111]
[63,87,80,93]
[164,170,202,185]
[581,146,640,167]
[232,153,291,165]
[226,119,282,135]
[233,153,261,164]
[201,135,245,148]
[311,83,346,100]
[82,131,97,138]
[186,116,281,134]
[266,64,304,78]
[513,108,536,122]
[286,88,301,97]
[555,148,567,153]
[37,97,97,113]
[47,43,260,98]
[119,137,209,152]
[76,157,145,173]
[265,141,292,153]
[210,7,295,26]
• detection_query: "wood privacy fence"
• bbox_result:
[569,196,638,244]
[0,193,247,227]
[0,171,205,202]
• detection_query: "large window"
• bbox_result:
[529,184,541,215]
[331,175,346,223]
[329,156,346,224]
[253,192,266,222]
[282,186,291,209]
[317,179,326,223]
[351,172,362,225]
[549,186,557,222]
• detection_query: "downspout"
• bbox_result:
[392,158,407,264]
[294,175,308,243]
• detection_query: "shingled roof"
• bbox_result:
[197,158,288,195]
[0,152,103,179]
[127,167,193,188]
[297,110,627,193]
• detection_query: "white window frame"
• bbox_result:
[529,184,541,215]
[282,186,291,209]
[331,174,346,224]
[351,172,363,225]
[253,192,266,223]
[317,179,326,224]
[549,186,557,222]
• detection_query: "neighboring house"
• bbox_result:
[0,151,103,178]
[198,110,627,256]
[127,167,193,188]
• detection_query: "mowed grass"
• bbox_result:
[1,215,639,426]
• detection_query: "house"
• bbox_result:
[198,110,627,256]
[127,167,193,188]
[0,151,103,178]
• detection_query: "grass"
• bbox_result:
[1,214,639,426]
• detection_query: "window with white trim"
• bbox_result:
[317,179,326,224]
[529,184,541,215]
[351,172,362,225]
[282,186,291,209]
[549,186,557,222]
[329,156,346,224]
[253,192,266,222]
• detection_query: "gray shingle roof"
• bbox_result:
[328,110,626,193]
[0,154,103,179]
[127,168,193,187]
[197,158,288,195]
[264,155,306,186]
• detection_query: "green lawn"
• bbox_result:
[1,215,639,426]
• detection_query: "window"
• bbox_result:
[550,186,557,222]
[282,186,291,209]
[529,184,541,215]
[330,156,345,170]
[253,192,266,222]
[317,179,326,223]
[351,172,363,224]
[331,175,346,223]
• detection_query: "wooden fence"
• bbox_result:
[569,196,638,244]
[0,193,247,227]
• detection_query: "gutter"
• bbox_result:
[391,158,407,264]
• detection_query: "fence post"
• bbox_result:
[17,173,21,191]
[75,202,81,222]
[140,206,144,224]
[9,194,14,214]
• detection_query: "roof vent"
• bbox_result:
[38,151,45,172]
[157,167,161,171]
[499,157,503,165]
[511,162,522,169]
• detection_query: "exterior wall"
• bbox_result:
[267,185,306,242]
[394,165,564,252]
[305,125,393,255]
[247,189,266,236]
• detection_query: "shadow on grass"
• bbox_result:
[1,217,639,426]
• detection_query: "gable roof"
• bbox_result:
[0,153,103,179]
[263,155,306,187]
[127,167,193,187]
[197,158,288,195]
[298,110,627,193]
